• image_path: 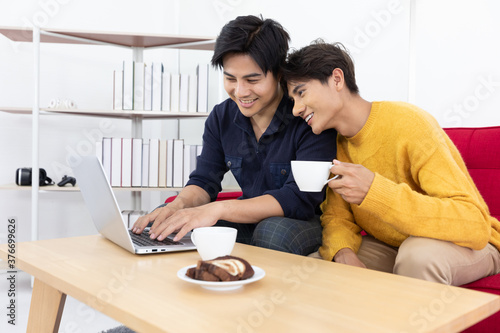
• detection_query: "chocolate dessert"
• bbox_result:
[186,255,254,282]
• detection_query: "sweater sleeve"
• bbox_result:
[319,189,363,261]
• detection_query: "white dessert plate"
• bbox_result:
[177,265,265,291]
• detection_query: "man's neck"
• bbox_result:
[335,95,372,138]
[250,89,283,141]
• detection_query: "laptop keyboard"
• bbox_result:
[129,230,184,247]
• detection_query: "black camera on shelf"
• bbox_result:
[15,168,54,186]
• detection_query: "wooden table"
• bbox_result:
[1,235,499,333]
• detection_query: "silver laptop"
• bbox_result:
[72,155,196,254]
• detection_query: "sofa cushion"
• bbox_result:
[444,126,500,220]
[444,127,500,333]
[461,273,500,294]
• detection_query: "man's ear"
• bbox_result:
[331,68,345,91]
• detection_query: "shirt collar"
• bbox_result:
[233,96,293,138]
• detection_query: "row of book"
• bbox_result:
[96,137,202,188]
[113,61,209,113]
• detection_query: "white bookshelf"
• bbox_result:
[0,183,186,192]
[0,26,215,49]
[0,26,216,242]
[0,183,241,193]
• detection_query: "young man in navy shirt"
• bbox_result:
[133,15,337,256]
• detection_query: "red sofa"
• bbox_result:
[444,126,500,333]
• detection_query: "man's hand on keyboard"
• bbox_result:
[148,203,222,242]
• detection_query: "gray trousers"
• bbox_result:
[216,215,323,256]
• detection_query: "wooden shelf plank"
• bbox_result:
[0,107,210,119]
[0,26,215,50]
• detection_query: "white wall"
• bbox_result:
[414,0,500,127]
[1,0,499,242]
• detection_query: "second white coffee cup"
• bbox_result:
[190,226,237,260]
[291,160,337,192]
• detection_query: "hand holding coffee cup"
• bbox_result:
[325,160,375,205]
[291,160,339,192]
[191,226,237,260]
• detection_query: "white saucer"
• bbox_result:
[177,265,265,291]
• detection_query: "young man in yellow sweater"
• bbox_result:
[283,40,500,285]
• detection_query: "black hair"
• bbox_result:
[283,39,359,94]
[211,15,290,80]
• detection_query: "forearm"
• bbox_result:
[170,185,211,210]
[208,194,284,224]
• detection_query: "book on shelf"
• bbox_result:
[121,138,132,187]
[123,60,134,110]
[197,63,209,113]
[158,140,167,187]
[102,137,112,183]
[166,139,174,187]
[188,74,198,113]
[113,70,123,110]
[208,66,223,113]
[173,139,184,188]
[148,139,159,187]
[170,74,180,112]
[141,140,150,187]
[152,62,163,111]
[179,74,189,112]
[183,144,198,185]
[144,64,152,111]
[133,62,145,111]
[132,138,143,187]
[111,137,122,186]
[162,72,171,112]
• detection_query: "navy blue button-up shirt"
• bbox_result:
[186,96,337,221]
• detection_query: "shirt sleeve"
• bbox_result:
[185,108,227,201]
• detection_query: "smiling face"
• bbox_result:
[288,74,341,135]
[223,53,282,120]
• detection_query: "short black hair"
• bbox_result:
[211,15,290,79]
[283,39,359,94]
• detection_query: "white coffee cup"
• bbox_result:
[190,226,237,260]
[291,160,339,192]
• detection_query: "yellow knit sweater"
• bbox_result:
[319,101,500,261]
